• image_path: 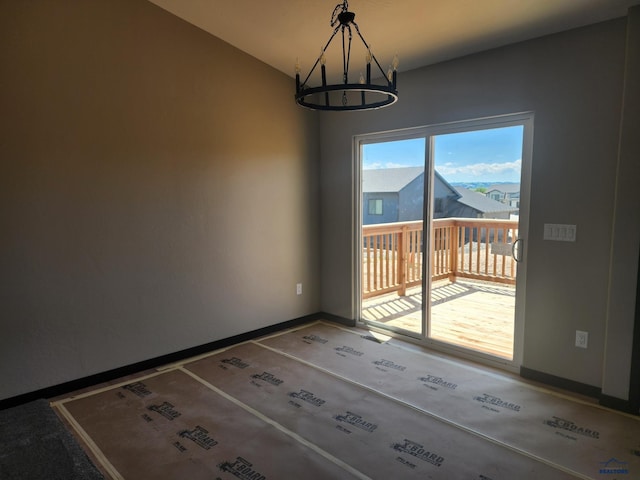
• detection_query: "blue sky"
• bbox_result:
[362,125,523,183]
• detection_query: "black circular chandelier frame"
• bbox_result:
[295,1,398,112]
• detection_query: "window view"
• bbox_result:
[360,123,526,361]
[368,199,383,216]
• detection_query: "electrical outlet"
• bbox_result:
[575,330,588,349]
[296,283,303,295]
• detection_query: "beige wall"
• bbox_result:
[319,17,638,399]
[2,0,637,406]
[0,0,319,400]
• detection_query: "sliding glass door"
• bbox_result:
[357,114,533,368]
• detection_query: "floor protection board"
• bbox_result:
[257,322,640,479]
[184,341,577,479]
[54,321,639,480]
[56,368,362,479]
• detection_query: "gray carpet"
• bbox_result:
[0,399,104,480]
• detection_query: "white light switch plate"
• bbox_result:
[544,224,577,242]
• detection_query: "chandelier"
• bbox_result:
[295,0,398,112]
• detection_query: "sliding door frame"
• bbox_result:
[354,112,534,372]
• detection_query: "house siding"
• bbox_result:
[398,173,425,221]
[362,192,399,225]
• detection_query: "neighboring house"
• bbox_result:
[362,167,516,224]
[485,183,520,208]
[448,187,519,219]
[362,167,460,225]
[362,167,424,225]
[449,187,520,243]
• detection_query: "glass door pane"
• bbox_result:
[360,138,426,337]
[427,125,524,360]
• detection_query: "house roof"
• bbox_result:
[363,168,518,214]
[486,183,520,194]
[362,167,424,193]
[455,187,519,214]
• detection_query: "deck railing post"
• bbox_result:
[398,225,408,296]
[450,222,459,283]
[363,218,516,301]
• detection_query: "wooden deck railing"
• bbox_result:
[362,218,518,299]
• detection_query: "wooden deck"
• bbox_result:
[361,279,515,359]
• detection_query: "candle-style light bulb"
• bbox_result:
[320,49,327,87]
[359,72,365,84]
[387,66,393,82]
[366,49,372,83]
[391,54,399,88]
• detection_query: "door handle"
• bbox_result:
[512,238,523,263]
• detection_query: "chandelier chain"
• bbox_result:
[331,1,349,27]
[342,23,353,84]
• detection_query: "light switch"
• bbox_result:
[543,224,577,242]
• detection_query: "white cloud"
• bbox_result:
[437,159,521,177]
[363,162,384,170]
[384,162,413,168]
[364,161,421,170]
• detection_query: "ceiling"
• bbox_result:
[148,0,638,84]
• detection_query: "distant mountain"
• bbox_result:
[450,181,518,190]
